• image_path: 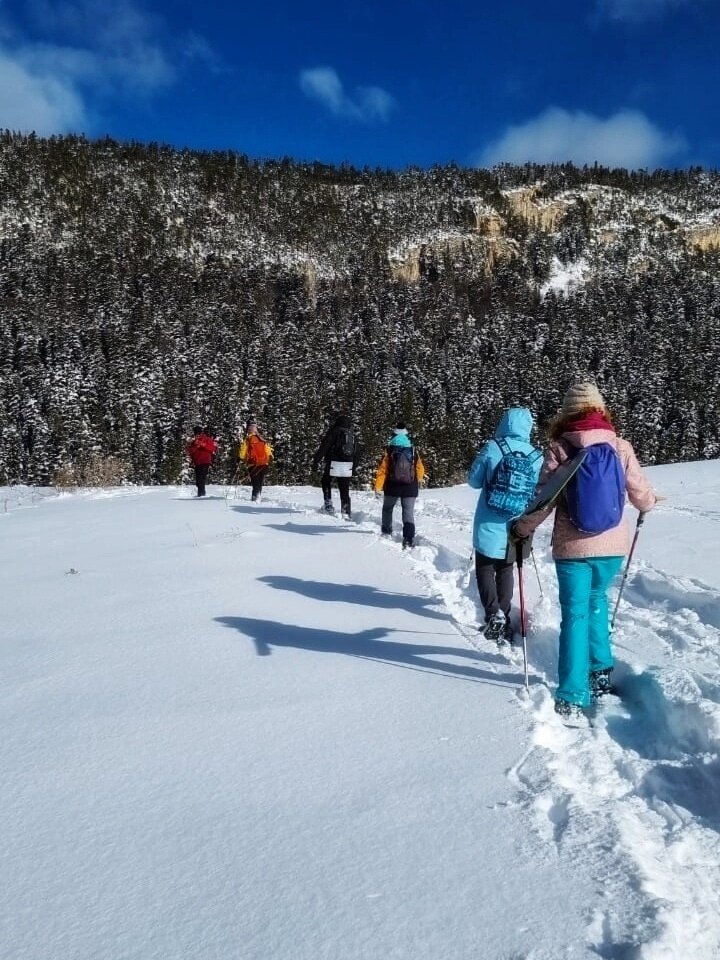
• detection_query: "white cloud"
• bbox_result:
[0,0,218,135]
[0,50,86,133]
[596,0,689,21]
[477,107,686,169]
[300,66,395,122]
[17,1,176,94]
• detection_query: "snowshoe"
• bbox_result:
[554,699,585,722]
[323,501,335,514]
[483,612,506,644]
[402,538,414,550]
[590,668,615,702]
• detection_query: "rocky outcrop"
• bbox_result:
[474,211,505,236]
[503,187,573,232]
[388,233,518,283]
[686,226,720,252]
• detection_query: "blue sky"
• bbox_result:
[0,0,718,170]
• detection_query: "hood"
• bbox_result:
[388,431,412,448]
[495,407,533,442]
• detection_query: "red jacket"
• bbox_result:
[187,434,217,466]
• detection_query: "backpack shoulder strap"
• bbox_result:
[495,438,511,457]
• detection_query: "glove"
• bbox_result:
[508,522,527,544]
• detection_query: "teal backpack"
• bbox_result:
[485,439,542,516]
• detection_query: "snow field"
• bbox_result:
[2,463,720,959]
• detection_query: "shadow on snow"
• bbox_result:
[230,504,295,515]
[258,575,452,623]
[264,522,365,537]
[214,615,525,687]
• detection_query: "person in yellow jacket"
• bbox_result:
[374,422,426,548]
[238,418,273,502]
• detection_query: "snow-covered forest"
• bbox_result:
[1,132,719,486]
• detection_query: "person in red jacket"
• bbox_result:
[186,425,218,497]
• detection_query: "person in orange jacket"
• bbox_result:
[238,419,273,502]
[374,422,426,548]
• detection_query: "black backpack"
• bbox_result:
[389,446,416,484]
[332,426,356,460]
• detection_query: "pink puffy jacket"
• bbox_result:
[514,427,657,559]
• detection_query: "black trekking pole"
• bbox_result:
[516,540,530,692]
[611,512,646,633]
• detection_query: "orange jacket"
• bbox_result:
[238,434,273,467]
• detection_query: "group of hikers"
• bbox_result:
[187,413,425,547]
[187,381,658,720]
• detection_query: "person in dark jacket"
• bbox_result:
[311,413,359,518]
[186,426,218,497]
[373,422,426,548]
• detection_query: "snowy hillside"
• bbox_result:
[3,461,720,959]
[3,135,720,488]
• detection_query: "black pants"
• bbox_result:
[321,469,351,512]
[194,464,209,497]
[475,552,514,621]
[249,465,268,500]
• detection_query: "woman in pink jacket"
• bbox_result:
[514,383,657,719]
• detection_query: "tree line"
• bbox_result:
[0,132,718,486]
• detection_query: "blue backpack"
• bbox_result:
[565,443,625,533]
[485,439,542,517]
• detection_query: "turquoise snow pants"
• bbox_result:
[555,556,624,707]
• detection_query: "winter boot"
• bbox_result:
[324,500,335,514]
[402,537,414,550]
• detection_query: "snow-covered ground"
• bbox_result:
[2,462,719,960]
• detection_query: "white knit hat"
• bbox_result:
[560,382,606,417]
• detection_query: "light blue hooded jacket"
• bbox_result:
[468,407,541,559]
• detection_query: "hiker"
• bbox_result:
[186,425,218,497]
[311,413,359,518]
[468,407,542,643]
[238,419,273,502]
[512,383,657,720]
[373,422,426,548]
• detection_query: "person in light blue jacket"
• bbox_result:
[468,407,542,642]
